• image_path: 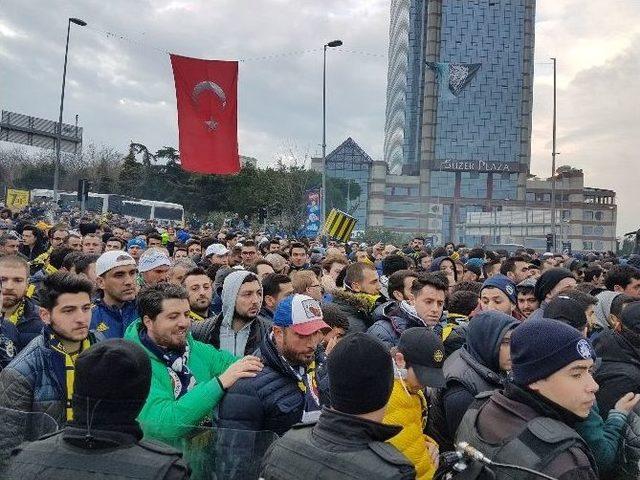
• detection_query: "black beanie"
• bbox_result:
[328,333,394,415]
[544,296,588,331]
[72,339,151,427]
[621,301,640,333]
[511,318,595,386]
[534,268,575,302]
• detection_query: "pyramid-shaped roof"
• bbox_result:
[326,137,374,165]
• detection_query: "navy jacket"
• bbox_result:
[90,299,139,339]
[13,298,44,350]
[0,329,102,425]
[0,317,20,370]
[215,333,328,436]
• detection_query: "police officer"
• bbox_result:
[3,339,190,479]
[455,318,598,480]
[260,332,416,480]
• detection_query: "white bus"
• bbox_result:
[30,189,184,224]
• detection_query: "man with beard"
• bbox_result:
[0,272,100,425]
[124,283,262,445]
[191,270,268,356]
[0,232,20,256]
[216,294,331,432]
[0,255,44,349]
[182,267,214,322]
[0,276,20,370]
[90,250,139,339]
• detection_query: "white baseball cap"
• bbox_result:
[96,250,137,277]
[138,250,172,273]
[273,294,330,336]
[205,243,230,257]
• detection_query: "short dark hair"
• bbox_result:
[382,254,410,277]
[73,253,100,275]
[517,284,535,297]
[182,266,208,283]
[147,232,163,242]
[611,294,638,319]
[49,247,75,270]
[584,264,603,284]
[48,224,69,240]
[321,303,350,331]
[411,272,449,297]
[241,240,257,249]
[447,290,479,316]
[344,262,376,288]
[500,256,527,276]
[138,283,188,321]
[262,273,292,298]
[39,272,93,310]
[605,265,640,291]
[289,242,308,254]
[62,251,85,271]
[450,281,483,295]
[248,260,273,275]
[105,236,126,249]
[241,272,260,286]
[387,270,417,300]
[562,289,597,311]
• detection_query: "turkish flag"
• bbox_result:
[170,54,240,174]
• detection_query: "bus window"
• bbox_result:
[122,202,152,219]
[154,206,183,221]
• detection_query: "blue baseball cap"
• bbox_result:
[482,274,517,305]
[273,294,331,336]
[127,238,147,250]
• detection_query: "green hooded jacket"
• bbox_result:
[124,319,238,444]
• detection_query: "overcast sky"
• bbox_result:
[1,0,639,235]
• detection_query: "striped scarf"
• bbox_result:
[7,301,25,326]
[49,333,91,421]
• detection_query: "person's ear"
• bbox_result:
[272,325,285,344]
[39,307,51,325]
[392,290,403,302]
[142,314,154,330]
[528,380,543,393]
[393,351,406,369]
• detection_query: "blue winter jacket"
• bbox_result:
[90,299,139,339]
[13,297,44,350]
[0,329,101,425]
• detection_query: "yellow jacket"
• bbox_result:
[383,378,438,480]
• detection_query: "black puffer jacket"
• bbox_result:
[215,332,328,435]
[330,290,374,333]
[428,311,517,451]
[593,329,640,419]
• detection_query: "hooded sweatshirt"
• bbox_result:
[219,270,257,356]
[593,290,621,330]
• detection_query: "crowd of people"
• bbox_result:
[1,204,640,479]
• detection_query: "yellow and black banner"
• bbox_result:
[323,209,357,242]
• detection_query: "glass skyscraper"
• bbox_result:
[382,0,535,244]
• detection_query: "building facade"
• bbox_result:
[310,138,372,230]
[377,0,536,245]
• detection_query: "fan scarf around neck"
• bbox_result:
[139,328,196,399]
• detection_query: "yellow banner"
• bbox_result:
[5,189,30,211]
[322,208,357,242]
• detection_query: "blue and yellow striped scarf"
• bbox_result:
[49,332,91,421]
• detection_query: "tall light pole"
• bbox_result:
[53,17,87,203]
[322,39,343,228]
[550,57,557,251]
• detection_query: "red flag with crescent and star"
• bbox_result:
[170,54,240,174]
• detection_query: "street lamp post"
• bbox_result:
[322,39,343,228]
[550,57,557,251]
[53,17,87,203]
